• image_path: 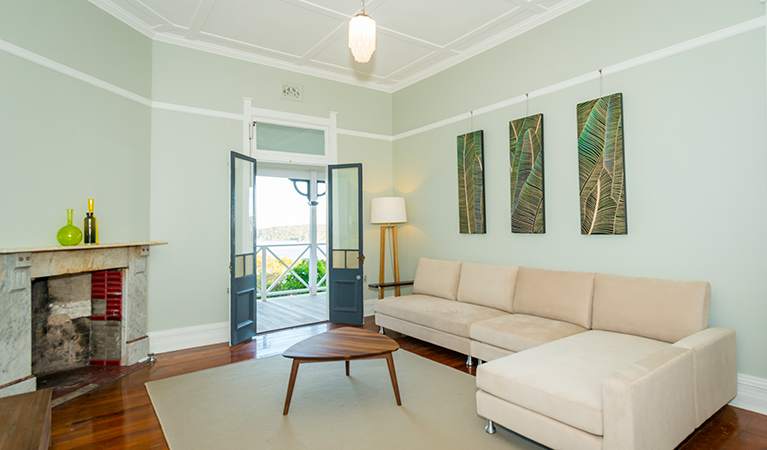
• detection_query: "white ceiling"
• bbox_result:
[90,0,590,93]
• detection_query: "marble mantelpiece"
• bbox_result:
[0,242,165,398]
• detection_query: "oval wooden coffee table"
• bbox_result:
[282,327,401,415]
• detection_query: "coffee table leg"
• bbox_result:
[345,360,350,376]
[283,359,301,415]
[385,353,402,406]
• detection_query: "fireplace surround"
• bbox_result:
[0,242,164,398]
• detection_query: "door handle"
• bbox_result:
[356,275,361,280]
[358,254,365,265]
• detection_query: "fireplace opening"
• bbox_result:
[31,273,94,376]
[30,269,136,406]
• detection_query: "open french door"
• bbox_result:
[230,152,258,345]
[327,164,364,325]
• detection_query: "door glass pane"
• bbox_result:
[245,254,254,276]
[332,250,346,269]
[234,158,255,257]
[331,167,359,251]
[346,251,359,269]
[235,255,245,278]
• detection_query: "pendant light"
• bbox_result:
[348,0,376,63]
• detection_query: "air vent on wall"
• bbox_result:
[281,82,303,102]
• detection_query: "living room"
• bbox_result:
[1,0,766,448]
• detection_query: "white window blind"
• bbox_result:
[256,122,325,156]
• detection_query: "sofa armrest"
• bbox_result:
[673,327,737,427]
[602,346,696,450]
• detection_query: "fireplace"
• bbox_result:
[0,242,164,398]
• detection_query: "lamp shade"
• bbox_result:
[348,13,376,63]
[371,197,407,224]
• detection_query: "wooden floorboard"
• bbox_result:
[48,317,767,449]
[256,293,327,333]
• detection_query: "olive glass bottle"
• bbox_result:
[83,198,99,245]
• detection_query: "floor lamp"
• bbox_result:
[371,197,407,299]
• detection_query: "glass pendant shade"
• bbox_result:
[348,13,376,63]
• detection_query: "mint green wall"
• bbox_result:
[148,43,393,331]
[148,111,237,328]
[0,1,151,248]
[392,0,763,134]
[151,42,391,135]
[391,1,767,377]
[0,0,152,98]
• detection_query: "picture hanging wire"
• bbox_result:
[525,93,529,117]
[599,69,603,97]
[470,110,474,132]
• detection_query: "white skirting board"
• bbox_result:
[148,305,378,355]
[148,320,767,417]
[730,374,767,416]
[148,321,229,354]
[364,298,377,317]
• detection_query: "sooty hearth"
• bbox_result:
[31,274,92,376]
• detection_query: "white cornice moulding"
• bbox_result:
[88,0,157,39]
[0,39,391,143]
[391,0,593,92]
[148,321,229,354]
[87,0,592,93]
[152,33,394,94]
[2,14,764,145]
[392,15,767,141]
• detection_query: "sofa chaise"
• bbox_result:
[374,257,737,450]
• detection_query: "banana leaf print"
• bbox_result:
[509,114,545,234]
[577,93,626,235]
[457,131,486,234]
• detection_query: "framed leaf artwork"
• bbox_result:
[457,130,486,234]
[510,114,545,234]
[577,93,627,235]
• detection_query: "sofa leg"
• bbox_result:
[379,326,385,335]
[485,419,496,435]
[466,355,473,366]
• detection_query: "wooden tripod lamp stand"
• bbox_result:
[371,197,407,299]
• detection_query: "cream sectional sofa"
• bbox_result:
[374,257,737,450]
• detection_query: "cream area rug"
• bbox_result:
[145,350,546,449]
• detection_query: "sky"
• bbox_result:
[256,176,327,229]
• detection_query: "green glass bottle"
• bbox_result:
[57,208,83,246]
[83,198,99,245]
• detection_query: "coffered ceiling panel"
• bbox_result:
[371,0,515,47]
[203,0,346,56]
[452,8,540,52]
[139,0,198,28]
[89,0,591,92]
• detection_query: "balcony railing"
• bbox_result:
[256,242,327,300]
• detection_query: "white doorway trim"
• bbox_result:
[242,97,338,165]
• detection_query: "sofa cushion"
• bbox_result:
[375,294,507,338]
[512,267,595,328]
[592,273,711,343]
[456,262,518,312]
[476,330,669,436]
[412,258,462,300]
[470,314,587,353]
